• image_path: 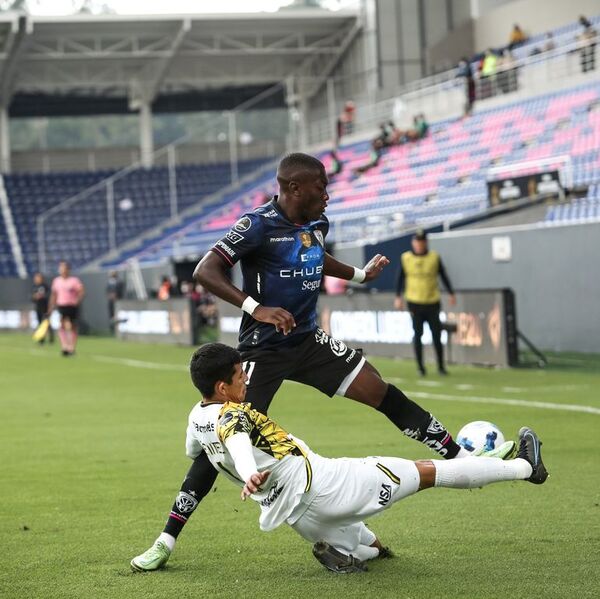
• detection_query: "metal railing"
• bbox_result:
[35,84,286,274]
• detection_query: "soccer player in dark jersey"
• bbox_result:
[131,153,515,572]
[31,272,54,344]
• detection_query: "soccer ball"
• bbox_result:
[456,421,505,453]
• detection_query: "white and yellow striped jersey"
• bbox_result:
[185,401,314,531]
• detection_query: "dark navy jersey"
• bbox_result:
[210,197,328,350]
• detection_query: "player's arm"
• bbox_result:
[194,245,296,335]
[438,258,456,306]
[223,433,270,500]
[47,286,57,316]
[323,252,390,283]
[394,262,406,310]
[76,280,85,305]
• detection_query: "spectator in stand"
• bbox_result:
[578,16,597,73]
[405,114,429,142]
[543,32,556,53]
[508,24,527,50]
[498,49,518,94]
[196,284,218,328]
[335,101,355,145]
[480,49,499,99]
[157,276,172,301]
[352,138,384,176]
[326,150,343,179]
[457,57,476,115]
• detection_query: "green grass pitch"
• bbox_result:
[1,332,598,599]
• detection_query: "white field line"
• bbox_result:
[8,347,599,415]
[383,384,600,416]
[92,355,188,372]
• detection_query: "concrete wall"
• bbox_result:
[428,221,600,353]
[0,263,176,334]
[428,19,475,73]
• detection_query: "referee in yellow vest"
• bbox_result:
[394,229,456,376]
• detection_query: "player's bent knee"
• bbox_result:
[415,460,436,491]
[344,366,387,407]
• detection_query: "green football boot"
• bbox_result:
[130,540,171,572]
[473,440,517,460]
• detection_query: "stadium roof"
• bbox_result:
[0,9,360,115]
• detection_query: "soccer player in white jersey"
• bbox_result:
[133,343,548,573]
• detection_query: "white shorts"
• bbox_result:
[290,454,420,554]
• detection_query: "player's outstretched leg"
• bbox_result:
[131,453,218,572]
[517,426,548,484]
[427,427,547,488]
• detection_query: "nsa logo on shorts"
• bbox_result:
[175,491,198,514]
[378,483,392,506]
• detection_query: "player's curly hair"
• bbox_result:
[189,343,241,398]
[278,153,325,178]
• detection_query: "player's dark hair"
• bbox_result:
[278,153,325,179]
[189,343,241,398]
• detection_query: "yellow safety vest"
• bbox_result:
[401,250,441,304]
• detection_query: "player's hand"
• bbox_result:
[253,306,296,335]
[448,294,456,307]
[241,471,271,501]
[363,254,390,282]
[394,296,404,310]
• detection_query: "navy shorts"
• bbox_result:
[240,328,365,414]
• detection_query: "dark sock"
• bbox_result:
[376,385,462,459]
[432,333,444,371]
[163,452,218,538]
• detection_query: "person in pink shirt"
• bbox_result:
[48,261,85,356]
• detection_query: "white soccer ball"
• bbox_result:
[456,421,505,453]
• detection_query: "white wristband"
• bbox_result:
[241,296,260,316]
[351,267,367,284]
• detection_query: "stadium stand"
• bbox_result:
[0,217,17,276]
[1,158,268,274]
[100,80,600,268]
[1,14,599,276]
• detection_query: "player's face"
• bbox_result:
[59,262,70,277]
[299,169,329,221]
[412,239,427,254]
[223,363,248,403]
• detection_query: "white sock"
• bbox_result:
[157,532,176,551]
[353,544,380,561]
[434,457,532,489]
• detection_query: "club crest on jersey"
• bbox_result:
[329,338,347,357]
[234,216,252,232]
[175,491,198,513]
[299,231,312,248]
[314,230,324,247]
